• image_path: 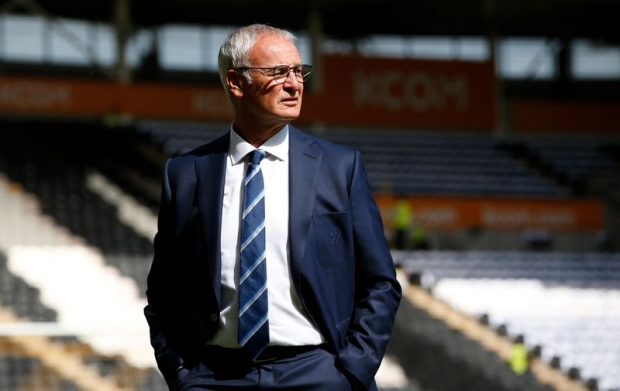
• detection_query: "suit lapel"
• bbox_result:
[288,127,321,283]
[195,135,228,305]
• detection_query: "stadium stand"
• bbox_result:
[526,139,620,195]
[135,119,590,198]
[390,289,557,391]
[2,116,617,390]
[1,3,619,390]
[0,0,620,391]
[397,250,620,391]
[0,123,169,391]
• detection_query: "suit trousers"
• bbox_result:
[172,344,371,391]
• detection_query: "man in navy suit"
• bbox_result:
[144,23,402,391]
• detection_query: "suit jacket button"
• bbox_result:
[210,313,218,322]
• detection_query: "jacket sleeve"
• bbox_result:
[143,158,184,388]
[336,150,402,389]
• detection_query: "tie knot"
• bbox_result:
[248,149,266,165]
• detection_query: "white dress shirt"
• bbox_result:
[210,124,325,347]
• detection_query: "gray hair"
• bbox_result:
[218,24,297,100]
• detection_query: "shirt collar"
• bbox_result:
[229,124,289,165]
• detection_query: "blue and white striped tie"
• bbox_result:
[238,149,269,358]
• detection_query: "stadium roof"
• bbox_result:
[5,0,620,42]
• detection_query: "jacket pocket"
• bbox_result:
[313,211,353,266]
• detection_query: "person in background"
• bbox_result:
[509,335,530,375]
[144,23,402,391]
[392,196,412,250]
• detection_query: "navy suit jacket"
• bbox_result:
[144,125,402,389]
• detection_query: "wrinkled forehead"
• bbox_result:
[248,34,301,67]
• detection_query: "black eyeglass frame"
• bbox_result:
[234,64,313,84]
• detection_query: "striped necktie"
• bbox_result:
[238,149,269,358]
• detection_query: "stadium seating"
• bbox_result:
[392,291,556,391]
[527,139,619,190]
[2,119,618,391]
[135,120,582,198]
[398,250,620,391]
[0,125,168,390]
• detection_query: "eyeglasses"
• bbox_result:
[235,64,313,84]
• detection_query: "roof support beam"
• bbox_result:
[114,0,131,83]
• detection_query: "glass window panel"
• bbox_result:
[293,33,312,67]
[1,14,619,83]
[499,38,555,79]
[455,37,489,60]
[201,26,237,71]
[322,35,488,62]
[127,28,157,68]
[4,15,44,62]
[49,19,90,65]
[321,39,356,55]
[359,35,406,57]
[159,25,202,70]
[572,39,620,79]
[92,23,116,66]
[410,36,453,59]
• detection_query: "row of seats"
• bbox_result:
[399,250,620,391]
[134,120,618,198]
[527,140,619,186]
[0,339,166,391]
[396,250,620,289]
[0,252,57,322]
[0,130,153,258]
[0,355,79,391]
[0,125,169,390]
[391,297,555,391]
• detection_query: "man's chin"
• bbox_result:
[278,108,301,120]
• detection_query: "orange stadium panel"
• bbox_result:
[376,195,604,232]
[0,76,116,116]
[300,54,497,131]
[511,100,620,134]
[0,76,233,121]
[0,54,497,131]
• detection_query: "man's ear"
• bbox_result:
[227,69,244,98]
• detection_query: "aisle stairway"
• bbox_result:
[0,174,166,390]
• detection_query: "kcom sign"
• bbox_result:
[354,70,468,112]
[301,55,496,131]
